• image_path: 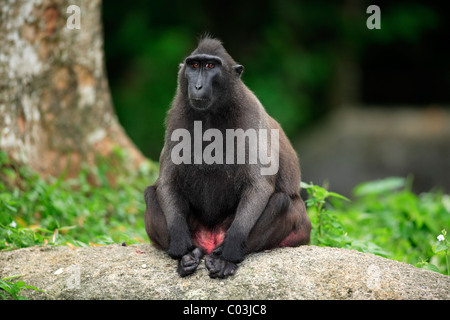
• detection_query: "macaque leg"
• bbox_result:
[247,193,310,252]
[144,185,204,277]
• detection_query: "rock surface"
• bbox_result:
[1,244,449,300]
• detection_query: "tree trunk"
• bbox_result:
[0,0,145,178]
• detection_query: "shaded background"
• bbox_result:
[102,0,450,196]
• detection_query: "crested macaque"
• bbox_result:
[144,37,311,278]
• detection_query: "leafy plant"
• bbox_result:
[416,230,449,275]
[0,150,159,250]
[433,229,449,275]
[302,178,450,275]
[301,181,389,256]
[301,181,349,243]
[332,177,450,275]
[0,275,44,300]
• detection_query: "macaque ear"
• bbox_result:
[179,63,184,69]
[233,65,244,77]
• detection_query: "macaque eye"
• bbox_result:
[192,63,199,69]
[205,63,215,69]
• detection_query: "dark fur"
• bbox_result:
[145,37,311,278]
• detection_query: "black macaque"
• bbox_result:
[144,37,311,279]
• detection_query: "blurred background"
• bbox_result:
[102,0,450,196]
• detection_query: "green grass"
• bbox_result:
[1,150,449,281]
[0,150,158,251]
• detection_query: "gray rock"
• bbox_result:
[1,244,449,300]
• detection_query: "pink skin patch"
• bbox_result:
[193,226,226,255]
[278,230,305,247]
[193,225,304,254]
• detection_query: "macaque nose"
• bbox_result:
[195,75,203,90]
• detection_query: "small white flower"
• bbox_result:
[437,234,445,242]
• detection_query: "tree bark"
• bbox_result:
[0,0,145,178]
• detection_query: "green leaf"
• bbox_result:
[0,281,17,299]
[23,285,45,292]
[59,225,76,232]
[4,203,17,212]
[327,192,350,202]
[0,281,13,293]
[72,240,89,247]
[420,263,441,273]
[353,177,406,196]
[435,243,448,253]
[1,275,24,281]
[300,181,314,189]
[442,195,450,213]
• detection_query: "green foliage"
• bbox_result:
[302,182,389,257]
[429,229,449,275]
[0,150,158,250]
[0,275,44,300]
[303,178,450,275]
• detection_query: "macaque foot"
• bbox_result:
[177,247,204,277]
[205,252,238,279]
